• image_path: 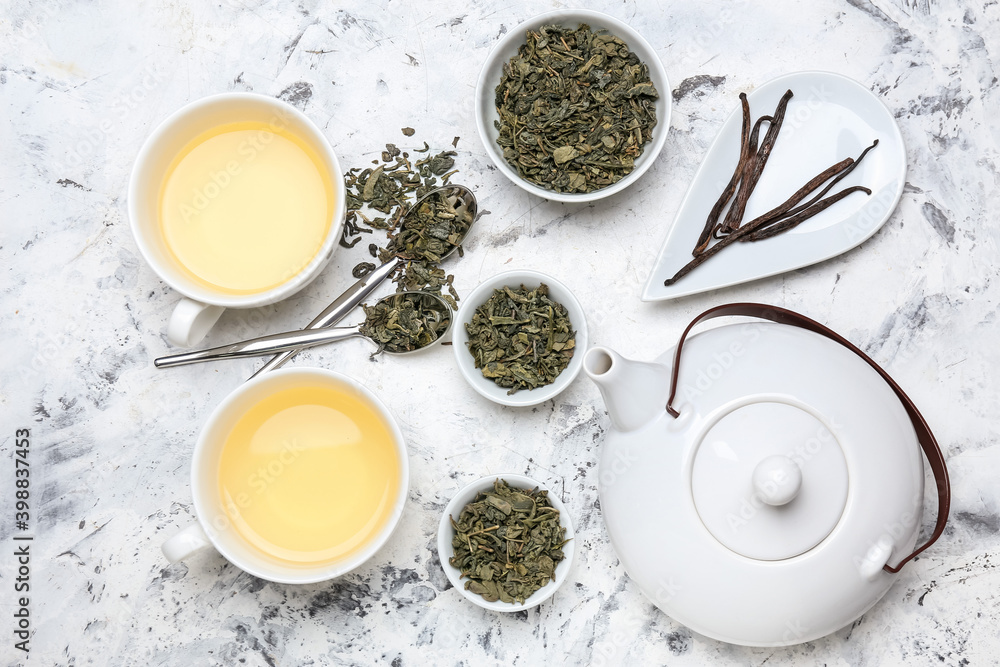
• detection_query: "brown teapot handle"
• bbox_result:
[665,303,950,574]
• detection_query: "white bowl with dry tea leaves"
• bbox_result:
[475,9,671,202]
[437,474,575,612]
[453,269,588,407]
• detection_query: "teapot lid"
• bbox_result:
[691,400,848,561]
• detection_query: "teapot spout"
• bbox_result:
[584,347,672,432]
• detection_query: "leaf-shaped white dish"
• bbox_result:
[642,71,905,301]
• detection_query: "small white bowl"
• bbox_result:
[453,270,588,407]
[475,9,671,203]
[437,474,575,612]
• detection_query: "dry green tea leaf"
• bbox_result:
[465,283,576,394]
[358,292,451,353]
[449,479,568,605]
[339,131,470,307]
[494,23,659,194]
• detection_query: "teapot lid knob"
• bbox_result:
[691,401,849,561]
[752,455,802,506]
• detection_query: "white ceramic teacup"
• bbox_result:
[128,93,346,347]
[161,368,409,584]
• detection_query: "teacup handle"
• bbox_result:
[168,298,226,348]
[162,522,212,563]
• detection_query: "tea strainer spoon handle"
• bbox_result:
[154,326,362,368]
[248,257,400,378]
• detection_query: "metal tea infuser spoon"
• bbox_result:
[248,184,477,378]
[154,292,453,368]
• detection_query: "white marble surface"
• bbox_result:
[2,0,999,665]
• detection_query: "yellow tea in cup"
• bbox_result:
[158,121,335,294]
[217,383,402,565]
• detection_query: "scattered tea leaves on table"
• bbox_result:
[341,142,457,238]
[449,479,568,605]
[339,129,471,307]
[465,283,576,394]
[494,23,659,194]
[352,262,376,279]
[358,292,451,353]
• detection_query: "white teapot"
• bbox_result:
[584,303,949,646]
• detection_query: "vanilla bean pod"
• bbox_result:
[739,157,854,226]
[694,93,751,255]
[736,139,879,243]
[665,206,779,286]
[717,89,794,236]
[734,138,879,242]
[666,87,881,287]
[744,186,873,241]
[777,139,880,220]
[714,113,774,240]
[665,184,873,286]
